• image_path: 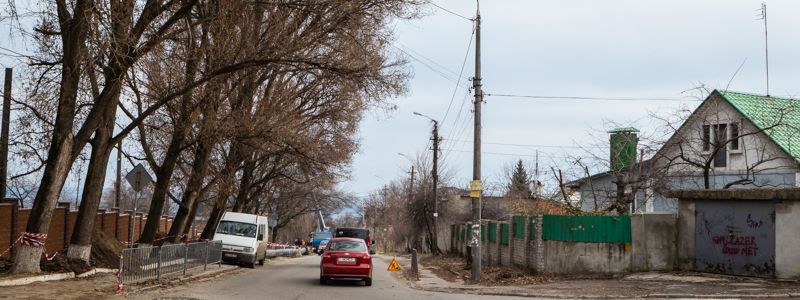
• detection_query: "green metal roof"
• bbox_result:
[718,90,800,160]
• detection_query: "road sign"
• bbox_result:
[125,163,153,192]
[387,258,402,271]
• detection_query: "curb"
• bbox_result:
[0,272,75,287]
[410,284,798,299]
[76,268,117,278]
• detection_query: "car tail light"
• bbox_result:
[358,254,371,264]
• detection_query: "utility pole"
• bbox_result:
[115,141,122,208]
[413,112,441,254]
[431,120,440,255]
[0,68,11,199]
[470,4,483,283]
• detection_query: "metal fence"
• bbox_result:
[265,248,300,257]
[120,240,222,283]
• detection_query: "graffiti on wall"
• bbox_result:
[711,234,759,256]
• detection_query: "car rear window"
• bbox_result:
[328,241,366,252]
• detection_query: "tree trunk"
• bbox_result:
[271,226,280,243]
[168,135,213,242]
[232,160,254,212]
[68,106,117,261]
[139,139,185,244]
[201,200,225,240]
[12,0,93,274]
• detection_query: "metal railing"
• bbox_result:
[265,248,300,257]
[120,240,222,283]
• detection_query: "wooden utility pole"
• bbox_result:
[431,120,440,254]
[471,5,483,283]
[0,68,12,198]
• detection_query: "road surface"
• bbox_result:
[137,255,529,300]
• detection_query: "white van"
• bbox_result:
[213,211,269,268]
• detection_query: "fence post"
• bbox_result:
[156,247,162,281]
[183,244,189,275]
[411,248,419,281]
[204,241,210,271]
[535,215,545,273]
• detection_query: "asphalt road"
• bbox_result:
[137,254,528,300]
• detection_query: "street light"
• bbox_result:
[413,111,441,255]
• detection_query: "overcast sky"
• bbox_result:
[2,1,800,204]
[340,0,800,198]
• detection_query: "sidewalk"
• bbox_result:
[396,255,800,299]
[0,263,240,299]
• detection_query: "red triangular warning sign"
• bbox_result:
[387,258,402,271]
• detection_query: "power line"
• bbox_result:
[485,93,697,102]
[441,27,475,126]
[442,138,603,149]
[396,42,463,79]
[440,148,574,159]
[392,44,469,88]
[426,0,474,21]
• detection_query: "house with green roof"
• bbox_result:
[567,90,800,214]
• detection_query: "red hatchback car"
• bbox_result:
[319,237,373,286]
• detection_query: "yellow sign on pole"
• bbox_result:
[387,258,402,271]
[469,180,483,198]
[469,180,483,191]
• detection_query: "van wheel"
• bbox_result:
[364,278,372,286]
[319,276,328,285]
[247,262,256,269]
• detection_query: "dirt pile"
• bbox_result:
[0,256,12,273]
[41,254,92,274]
[420,254,555,285]
[91,230,123,268]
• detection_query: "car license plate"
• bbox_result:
[224,253,237,258]
[338,257,356,263]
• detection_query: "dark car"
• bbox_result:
[319,237,373,286]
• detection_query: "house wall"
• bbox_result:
[578,175,677,214]
[657,94,799,184]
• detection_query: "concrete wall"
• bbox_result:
[451,214,677,275]
[676,200,695,271]
[544,241,630,273]
[774,200,800,279]
[631,213,677,271]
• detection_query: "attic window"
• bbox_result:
[702,125,710,151]
[729,122,740,150]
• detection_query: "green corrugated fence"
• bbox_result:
[488,222,497,242]
[542,215,631,243]
[500,223,510,245]
[512,216,525,238]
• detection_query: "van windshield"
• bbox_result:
[216,221,257,238]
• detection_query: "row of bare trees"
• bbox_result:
[6,0,423,274]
